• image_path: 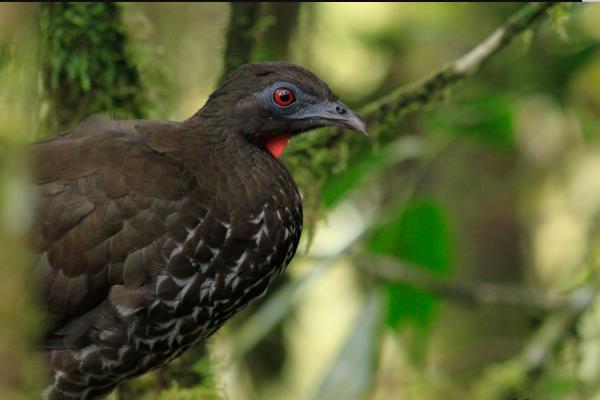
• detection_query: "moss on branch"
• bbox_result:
[361,2,557,129]
[284,2,560,225]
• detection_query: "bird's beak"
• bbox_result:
[295,100,368,135]
[322,101,368,135]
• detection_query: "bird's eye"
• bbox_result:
[273,87,296,107]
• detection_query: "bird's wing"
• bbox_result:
[31,117,186,348]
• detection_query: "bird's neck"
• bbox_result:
[178,118,298,210]
[180,119,256,163]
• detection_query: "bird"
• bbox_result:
[31,61,367,399]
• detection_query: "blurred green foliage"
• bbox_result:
[0,5,44,400]
[369,200,453,360]
[427,96,515,152]
[369,201,453,275]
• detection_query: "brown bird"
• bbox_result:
[32,62,366,399]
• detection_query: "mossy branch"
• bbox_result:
[285,2,560,222]
[360,2,557,129]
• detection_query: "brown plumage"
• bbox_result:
[31,62,366,400]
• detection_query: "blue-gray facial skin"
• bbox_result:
[254,81,368,135]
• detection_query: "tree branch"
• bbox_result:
[520,289,594,371]
[356,254,582,312]
[472,285,596,399]
[361,2,557,127]
[220,2,261,83]
[285,3,559,217]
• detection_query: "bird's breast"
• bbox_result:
[143,153,303,355]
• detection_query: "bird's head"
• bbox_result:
[197,62,367,158]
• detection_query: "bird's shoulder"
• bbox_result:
[32,116,191,341]
[33,115,186,183]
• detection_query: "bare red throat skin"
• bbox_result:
[265,134,291,159]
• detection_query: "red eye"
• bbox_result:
[273,87,296,107]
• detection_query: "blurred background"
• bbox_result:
[1,2,600,400]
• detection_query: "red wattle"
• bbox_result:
[265,134,291,159]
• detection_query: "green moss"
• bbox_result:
[40,3,147,131]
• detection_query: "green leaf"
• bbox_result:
[384,284,437,331]
[368,200,453,273]
[367,200,454,354]
[311,288,385,400]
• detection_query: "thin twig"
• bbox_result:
[356,254,584,312]
[521,288,595,370]
[288,2,557,160]
[361,2,557,126]
[472,285,597,400]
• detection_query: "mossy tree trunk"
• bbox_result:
[40,2,147,132]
